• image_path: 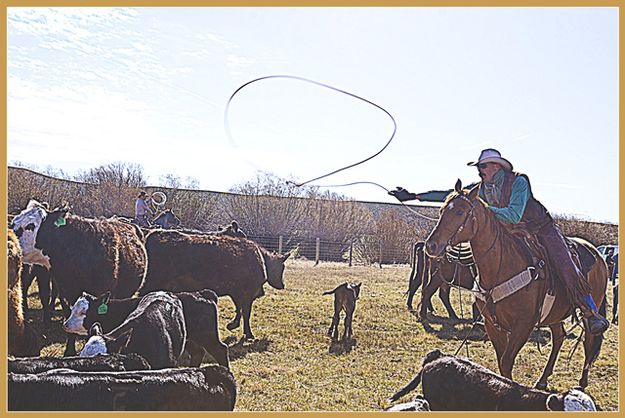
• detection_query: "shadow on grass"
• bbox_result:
[328,337,356,355]
[226,336,271,360]
[416,311,562,345]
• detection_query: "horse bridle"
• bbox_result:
[446,194,477,248]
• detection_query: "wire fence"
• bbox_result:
[247,234,413,267]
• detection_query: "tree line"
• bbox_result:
[7,162,618,264]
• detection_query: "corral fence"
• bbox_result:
[247,234,413,267]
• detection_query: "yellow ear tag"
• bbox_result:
[54,217,66,227]
[98,303,108,315]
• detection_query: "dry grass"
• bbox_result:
[26,259,618,411]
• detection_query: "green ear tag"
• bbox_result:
[54,217,67,227]
[98,303,108,315]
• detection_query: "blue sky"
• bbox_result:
[7,7,619,223]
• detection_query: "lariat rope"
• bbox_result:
[224,75,397,188]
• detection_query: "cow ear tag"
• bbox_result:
[98,303,108,315]
[54,217,66,227]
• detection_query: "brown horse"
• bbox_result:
[425,180,607,389]
[406,242,479,322]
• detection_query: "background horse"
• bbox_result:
[406,242,479,322]
[152,209,181,229]
[425,180,607,390]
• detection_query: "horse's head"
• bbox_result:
[425,179,480,258]
[154,209,181,229]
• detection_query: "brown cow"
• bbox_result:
[139,230,289,339]
[10,201,148,355]
[8,229,39,357]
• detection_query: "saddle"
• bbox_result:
[565,237,597,277]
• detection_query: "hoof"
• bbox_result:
[535,381,548,390]
[226,322,239,331]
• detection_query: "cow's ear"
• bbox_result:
[281,252,291,262]
[108,329,132,353]
[103,291,111,305]
[546,394,564,411]
[454,179,463,193]
[89,322,103,337]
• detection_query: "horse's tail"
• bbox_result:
[388,349,444,402]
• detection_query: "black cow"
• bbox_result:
[8,353,150,374]
[389,350,597,411]
[65,289,229,368]
[80,291,186,369]
[9,365,236,411]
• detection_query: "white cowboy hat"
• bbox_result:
[467,148,513,172]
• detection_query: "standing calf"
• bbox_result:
[323,282,361,341]
[389,349,597,411]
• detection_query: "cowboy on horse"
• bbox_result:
[389,148,610,336]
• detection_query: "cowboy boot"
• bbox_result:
[580,294,610,336]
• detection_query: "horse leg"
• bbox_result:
[579,328,604,388]
[499,324,534,380]
[438,285,459,320]
[612,284,618,324]
[419,275,441,319]
[535,322,565,389]
[483,319,508,373]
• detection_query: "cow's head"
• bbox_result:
[263,250,291,290]
[64,291,110,335]
[546,387,597,411]
[10,200,51,268]
[80,322,132,358]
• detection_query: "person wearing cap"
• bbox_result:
[134,191,154,227]
[389,148,610,336]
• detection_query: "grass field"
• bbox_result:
[29,259,619,411]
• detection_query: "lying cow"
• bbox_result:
[8,365,236,411]
[323,282,361,341]
[65,289,229,368]
[9,353,150,374]
[80,291,186,369]
[389,350,597,411]
[10,200,148,356]
[139,230,290,339]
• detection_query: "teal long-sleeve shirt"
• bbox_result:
[479,175,530,224]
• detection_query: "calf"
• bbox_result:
[65,289,229,368]
[9,353,150,374]
[80,291,186,369]
[8,229,39,357]
[8,365,236,411]
[323,282,361,341]
[388,350,597,411]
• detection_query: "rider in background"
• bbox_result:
[134,191,153,227]
[389,148,610,336]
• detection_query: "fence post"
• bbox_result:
[315,237,320,266]
[348,241,353,267]
[278,235,283,254]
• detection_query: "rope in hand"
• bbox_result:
[224,74,397,187]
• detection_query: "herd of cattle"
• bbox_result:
[7,199,602,411]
